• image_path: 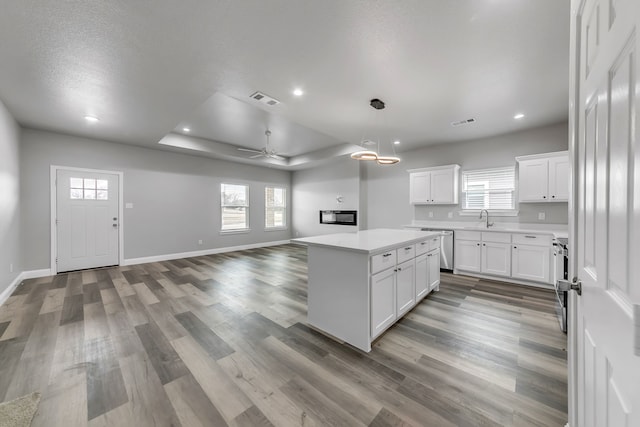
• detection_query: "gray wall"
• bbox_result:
[0,99,21,293]
[20,129,291,270]
[365,122,569,228]
[291,157,360,237]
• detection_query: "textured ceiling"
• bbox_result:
[0,0,570,169]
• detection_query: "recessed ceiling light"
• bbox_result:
[293,88,304,97]
[182,127,190,132]
[84,115,99,123]
[394,140,400,145]
[514,113,525,120]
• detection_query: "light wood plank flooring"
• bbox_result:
[0,244,567,426]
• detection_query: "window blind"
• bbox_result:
[461,166,515,210]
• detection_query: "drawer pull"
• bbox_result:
[421,242,427,245]
[405,247,412,250]
[524,235,537,239]
[383,253,392,258]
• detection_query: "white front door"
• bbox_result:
[571,0,640,425]
[56,169,120,272]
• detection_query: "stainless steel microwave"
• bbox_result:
[319,210,357,226]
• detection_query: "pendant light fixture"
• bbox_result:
[350,98,401,165]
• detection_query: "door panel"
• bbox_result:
[571,0,640,425]
[57,169,119,272]
[430,169,453,203]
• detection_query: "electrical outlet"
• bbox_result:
[538,212,546,221]
[296,231,300,237]
[428,211,434,218]
[9,263,13,273]
[198,240,203,245]
[448,212,453,218]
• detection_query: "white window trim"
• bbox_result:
[220,183,250,232]
[461,166,517,212]
[264,185,288,231]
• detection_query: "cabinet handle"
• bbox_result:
[551,195,556,198]
[483,243,486,246]
[524,235,537,239]
[513,246,517,249]
[543,196,547,199]
[405,247,412,250]
[397,267,402,271]
[421,242,427,246]
[476,243,480,246]
[383,253,392,257]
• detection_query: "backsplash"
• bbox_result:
[414,202,568,225]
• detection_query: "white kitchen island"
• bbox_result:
[292,228,441,352]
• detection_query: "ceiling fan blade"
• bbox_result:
[270,154,286,160]
[237,148,263,154]
[249,154,264,159]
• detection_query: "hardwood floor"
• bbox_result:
[0,244,568,426]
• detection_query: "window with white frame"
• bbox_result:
[461,166,516,210]
[221,183,249,231]
[265,186,286,229]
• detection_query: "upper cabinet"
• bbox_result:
[408,164,460,205]
[516,151,569,202]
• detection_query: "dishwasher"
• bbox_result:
[420,228,454,271]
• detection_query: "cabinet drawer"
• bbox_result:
[512,233,552,247]
[416,239,430,256]
[397,244,416,264]
[455,230,481,241]
[481,232,511,243]
[371,250,397,274]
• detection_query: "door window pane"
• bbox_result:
[265,186,286,229]
[70,177,109,200]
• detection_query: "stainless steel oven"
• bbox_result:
[554,238,569,333]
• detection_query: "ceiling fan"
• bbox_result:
[237,130,285,160]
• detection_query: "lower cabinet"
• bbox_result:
[415,254,429,300]
[512,244,551,283]
[428,248,441,291]
[481,242,511,277]
[371,268,396,337]
[455,239,482,272]
[396,259,416,317]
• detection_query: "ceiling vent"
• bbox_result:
[451,118,476,127]
[250,91,281,106]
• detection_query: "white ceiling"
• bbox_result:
[0,1,570,169]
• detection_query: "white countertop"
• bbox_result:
[291,228,439,254]
[403,220,568,239]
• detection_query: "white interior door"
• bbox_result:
[571,0,640,425]
[56,169,120,272]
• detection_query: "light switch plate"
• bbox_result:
[126,203,134,209]
[428,211,434,218]
[538,212,546,220]
[448,212,453,218]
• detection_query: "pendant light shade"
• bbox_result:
[352,98,401,165]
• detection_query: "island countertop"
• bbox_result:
[291,228,438,255]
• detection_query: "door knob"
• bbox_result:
[557,277,582,295]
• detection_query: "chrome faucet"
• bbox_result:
[479,209,494,228]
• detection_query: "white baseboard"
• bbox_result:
[122,240,291,266]
[452,269,554,290]
[22,268,53,280]
[0,272,24,307]
[0,268,54,307]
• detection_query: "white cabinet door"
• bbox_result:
[371,268,396,338]
[481,242,511,277]
[518,158,549,202]
[454,240,481,272]
[511,244,551,283]
[430,168,455,204]
[396,259,415,317]
[409,172,430,204]
[415,254,429,300]
[548,156,569,201]
[428,249,440,291]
